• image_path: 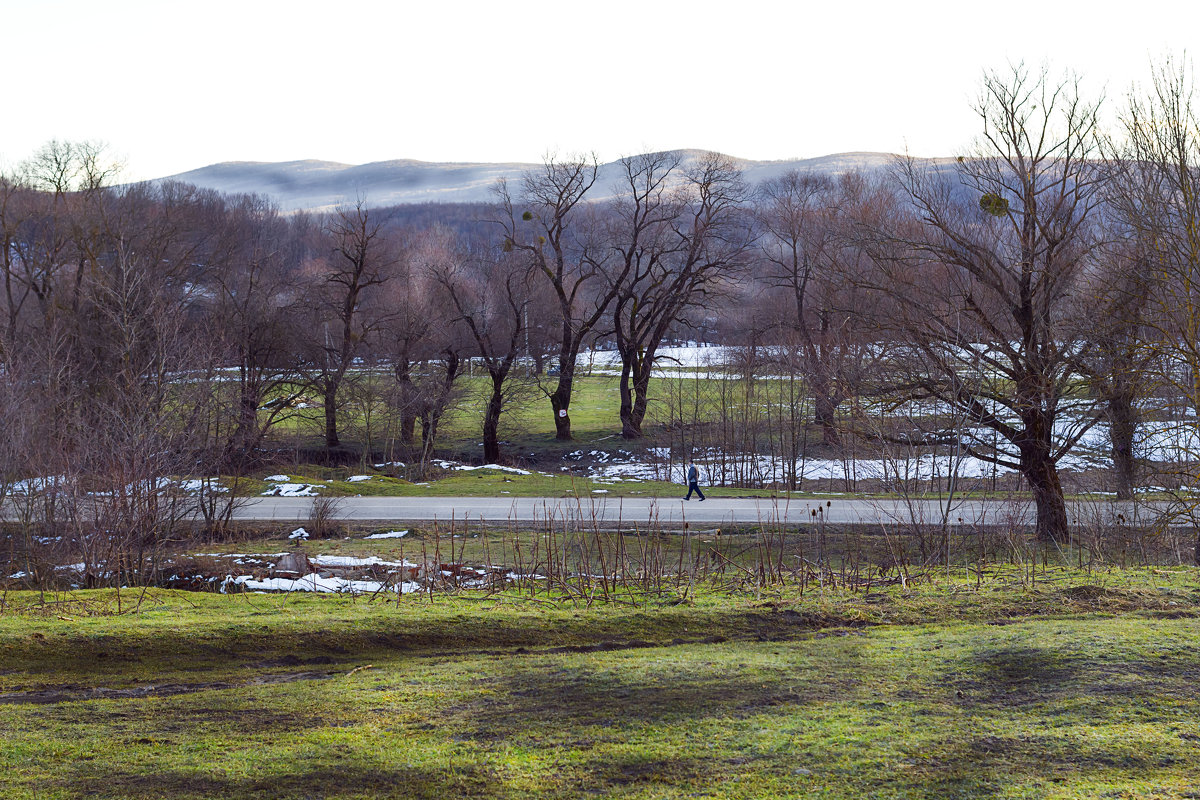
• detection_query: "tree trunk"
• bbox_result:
[550,356,575,441]
[1021,442,1069,543]
[420,414,435,452]
[626,367,652,439]
[812,391,840,448]
[323,384,340,448]
[1108,389,1137,501]
[395,360,417,447]
[483,373,504,463]
[618,359,639,439]
[232,374,262,466]
[551,387,572,440]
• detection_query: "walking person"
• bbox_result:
[684,462,705,501]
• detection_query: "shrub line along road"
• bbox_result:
[230,496,1147,527]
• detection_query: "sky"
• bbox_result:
[1,0,1196,181]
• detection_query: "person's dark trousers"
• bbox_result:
[685,481,705,500]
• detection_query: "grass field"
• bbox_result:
[272,374,636,455]
[3,574,1200,799]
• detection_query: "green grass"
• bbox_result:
[3,576,1200,798]
[270,374,632,452]
[236,464,820,499]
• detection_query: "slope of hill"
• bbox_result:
[160,151,918,212]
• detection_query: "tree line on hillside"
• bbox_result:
[2,63,1200,549]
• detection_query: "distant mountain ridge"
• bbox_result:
[159,151,928,212]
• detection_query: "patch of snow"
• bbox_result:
[178,479,229,495]
[432,459,531,475]
[223,573,420,594]
[364,530,408,539]
[310,554,417,568]
[346,475,374,482]
[264,474,290,482]
[262,483,321,497]
[9,476,67,494]
[289,527,310,540]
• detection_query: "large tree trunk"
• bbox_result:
[630,378,650,438]
[624,361,653,439]
[394,359,417,447]
[618,359,638,439]
[231,370,263,466]
[812,391,840,448]
[483,373,504,463]
[1021,438,1069,543]
[1108,389,1137,501]
[550,355,575,441]
[323,383,340,448]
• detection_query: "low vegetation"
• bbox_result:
[2,573,1199,799]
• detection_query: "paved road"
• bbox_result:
[232,496,1148,527]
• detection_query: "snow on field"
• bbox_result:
[223,573,420,594]
[364,530,408,539]
[584,453,1006,485]
[263,483,322,497]
[9,476,67,494]
[192,552,288,559]
[572,423,1119,487]
[432,460,531,475]
[346,475,374,482]
[568,416,1200,488]
[264,474,290,482]
[177,479,229,494]
[583,345,732,368]
[310,554,416,568]
[11,476,232,496]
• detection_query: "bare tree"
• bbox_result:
[0,142,116,348]
[1077,239,1158,500]
[609,151,753,438]
[757,171,890,448]
[1108,56,1200,552]
[872,65,1106,542]
[296,201,397,451]
[434,243,534,464]
[381,225,464,462]
[200,193,303,465]
[498,155,617,440]
[18,139,121,196]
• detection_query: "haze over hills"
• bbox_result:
[160,151,930,212]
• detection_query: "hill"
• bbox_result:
[159,151,920,212]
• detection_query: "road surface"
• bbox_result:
[229,496,1146,527]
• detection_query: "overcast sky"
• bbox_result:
[2,0,1196,181]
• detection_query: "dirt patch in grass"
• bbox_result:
[0,669,337,705]
[58,763,504,800]
[455,654,852,746]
